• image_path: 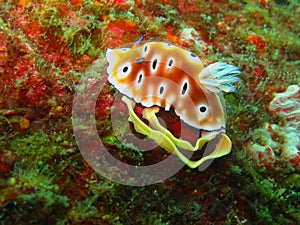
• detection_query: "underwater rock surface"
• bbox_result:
[269,84,300,130]
[246,84,300,171]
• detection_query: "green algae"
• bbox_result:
[283,173,300,188]
[0,133,70,224]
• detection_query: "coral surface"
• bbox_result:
[245,84,300,172]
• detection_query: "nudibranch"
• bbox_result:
[105,36,241,169]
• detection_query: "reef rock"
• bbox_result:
[246,84,300,172]
[269,84,300,130]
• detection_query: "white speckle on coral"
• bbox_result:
[178,27,207,51]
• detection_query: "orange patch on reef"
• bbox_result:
[20,118,30,129]
[0,161,10,175]
[0,34,8,67]
[165,28,179,44]
[69,0,83,6]
[27,20,42,36]
[106,20,137,47]
[253,67,266,79]
[18,0,31,7]
[247,34,265,52]
[290,154,300,167]
[110,0,133,10]
[260,0,269,8]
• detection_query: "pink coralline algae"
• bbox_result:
[246,84,300,171]
[269,84,300,130]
